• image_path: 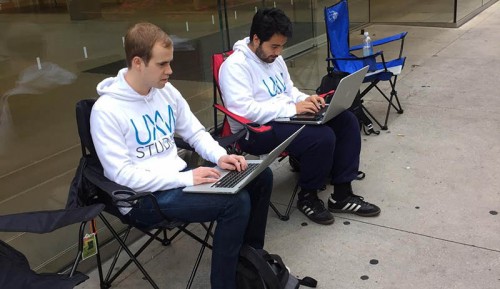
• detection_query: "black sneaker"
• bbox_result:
[297,198,335,225]
[328,194,381,217]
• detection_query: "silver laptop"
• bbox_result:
[183,125,305,194]
[274,66,369,125]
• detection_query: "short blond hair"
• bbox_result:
[124,22,172,68]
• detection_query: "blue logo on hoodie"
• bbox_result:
[130,106,175,145]
[262,73,286,97]
[130,105,176,158]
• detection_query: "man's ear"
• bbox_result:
[131,56,143,70]
[251,34,261,46]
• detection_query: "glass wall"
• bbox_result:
[457,0,497,22]
[370,0,497,26]
[371,0,455,24]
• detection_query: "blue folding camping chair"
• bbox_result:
[324,0,407,131]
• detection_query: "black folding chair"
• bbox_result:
[73,99,219,289]
[0,203,105,289]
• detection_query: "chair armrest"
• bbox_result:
[83,165,152,205]
[363,50,384,60]
[318,89,335,98]
[0,204,105,233]
[372,32,407,47]
[350,32,407,51]
[214,104,272,133]
[214,129,247,148]
[83,163,178,223]
[326,50,383,62]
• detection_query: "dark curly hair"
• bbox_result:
[249,8,293,43]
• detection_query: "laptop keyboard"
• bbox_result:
[290,104,329,121]
[314,104,329,116]
[212,163,259,188]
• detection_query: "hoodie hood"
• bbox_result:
[96,68,150,102]
[233,37,267,65]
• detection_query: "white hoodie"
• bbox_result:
[219,37,308,133]
[91,68,227,194]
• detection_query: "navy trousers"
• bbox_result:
[239,110,361,191]
[127,168,273,289]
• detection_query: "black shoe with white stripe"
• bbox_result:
[297,198,335,225]
[328,194,381,217]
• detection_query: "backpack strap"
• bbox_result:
[268,253,319,288]
[267,253,290,289]
[298,276,318,287]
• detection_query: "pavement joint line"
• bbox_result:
[335,216,500,254]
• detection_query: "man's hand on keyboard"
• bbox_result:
[192,167,221,185]
[305,94,326,110]
[295,100,319,114]
[218,155,247,172]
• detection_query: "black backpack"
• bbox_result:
[316,70,380,135]
[236,245,317,289]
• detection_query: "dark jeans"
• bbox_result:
[239,110,360,190]
[127,167,273,289]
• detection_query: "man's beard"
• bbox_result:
[255,45,276,63]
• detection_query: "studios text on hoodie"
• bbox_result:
[219,37,309,133]
[91,68,226,198]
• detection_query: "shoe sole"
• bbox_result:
[308,217,335,225]
[300,211,335,225]
[329,208,381,217]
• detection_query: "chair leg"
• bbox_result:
[270,182,300,221]
[360,104,384,132]
[360,76,404,131]
[98,213,161,289]
[103,227,132,284]
[359,82,386,131]
[94,234,108,289]
[71,220,108,288]
[96,213,214,289]
[69,221,87,277]
[374,83,404,113]
[390,77,404,114]
[374,77,404,130]
[186,221,215,289]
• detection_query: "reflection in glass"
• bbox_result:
[371,0,455,24]
[0,23,76,164]
[457,0,483,21]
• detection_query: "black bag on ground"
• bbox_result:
[316,70,379,135]
[236,245,317,289]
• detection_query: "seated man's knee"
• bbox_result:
[316,126,335,147]
[226,190,252,219]
[292,126,335,154]
[339,110,360,131]
[257,167,273,197]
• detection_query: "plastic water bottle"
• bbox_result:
[362,32,373,57]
